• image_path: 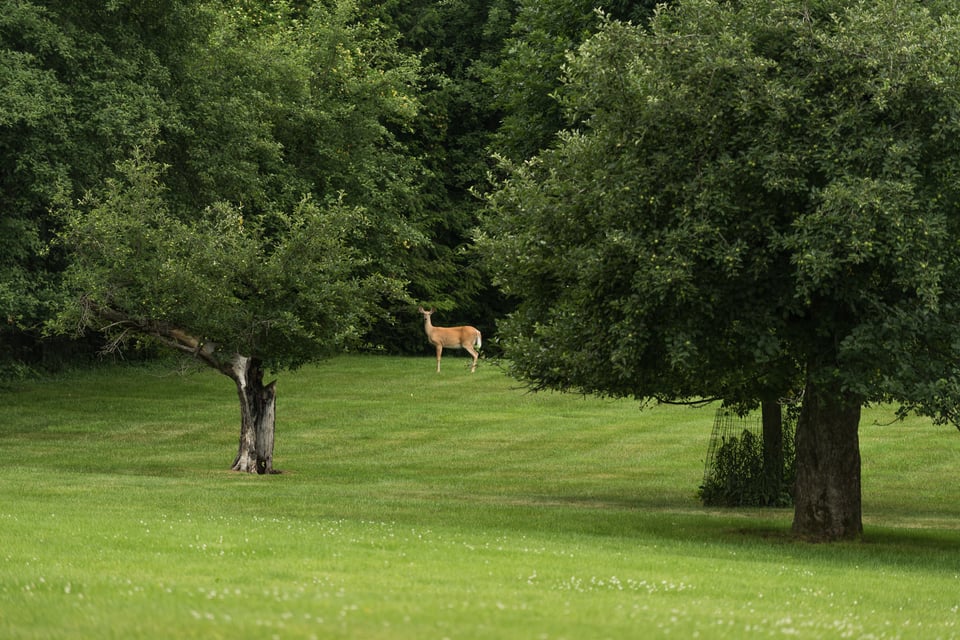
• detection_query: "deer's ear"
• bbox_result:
[418,306,424,312]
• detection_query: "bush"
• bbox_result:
[699,410,796,508]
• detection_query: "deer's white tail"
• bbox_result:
[475,332,482,349]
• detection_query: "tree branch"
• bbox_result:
[88,303,224,372]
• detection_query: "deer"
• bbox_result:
[418,306,482,373]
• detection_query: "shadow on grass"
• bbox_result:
[368,486,960,571]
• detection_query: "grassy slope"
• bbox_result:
[1,354,959,639]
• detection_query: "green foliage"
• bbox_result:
[700,430,765,507]
[366,0,516,342]
[480,0,960,423]
[55,146,405,370]
[164,0,426,261]
[699,423,797,508]
[31,0,434,369]
[2,0,433,370]
[0,0,203,375]
[489,0,660,161]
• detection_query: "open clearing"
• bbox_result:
[2,355,959,638]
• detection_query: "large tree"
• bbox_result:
[50,0,423,472]
[480,0,960,540]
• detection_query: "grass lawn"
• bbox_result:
[2,354,959,639]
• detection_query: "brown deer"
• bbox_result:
[418,306,481,373]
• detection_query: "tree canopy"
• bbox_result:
[50,0,425,360]
[1,0,432,372]
[1,0,660,370]
[41,0,424,471]
[488,0,659,161]
[55,149,395,368]
[480,0,960,540]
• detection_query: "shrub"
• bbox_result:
[699,409,796,508]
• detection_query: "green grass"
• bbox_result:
[2,354,960,639]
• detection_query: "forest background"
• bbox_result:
[0,0,659,374]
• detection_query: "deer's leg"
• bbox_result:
[435,344,443,372]
[465,346,478,373]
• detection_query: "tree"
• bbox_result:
[479,0,960,541]
[56,148,405,473]
[2,0,429,371]
[50,0,424,472]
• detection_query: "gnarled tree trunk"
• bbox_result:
[85,309,280,474]
[792,379,862,541]
[227,355,277,474]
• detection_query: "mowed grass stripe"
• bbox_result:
[1,355,959,639]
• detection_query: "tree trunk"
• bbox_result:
[761,399,783,505]
[84,312,281,474]
[791,380,862,541]
[228,355,277,474]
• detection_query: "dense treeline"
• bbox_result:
[0,0,657,374]
[3,0,418,372]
